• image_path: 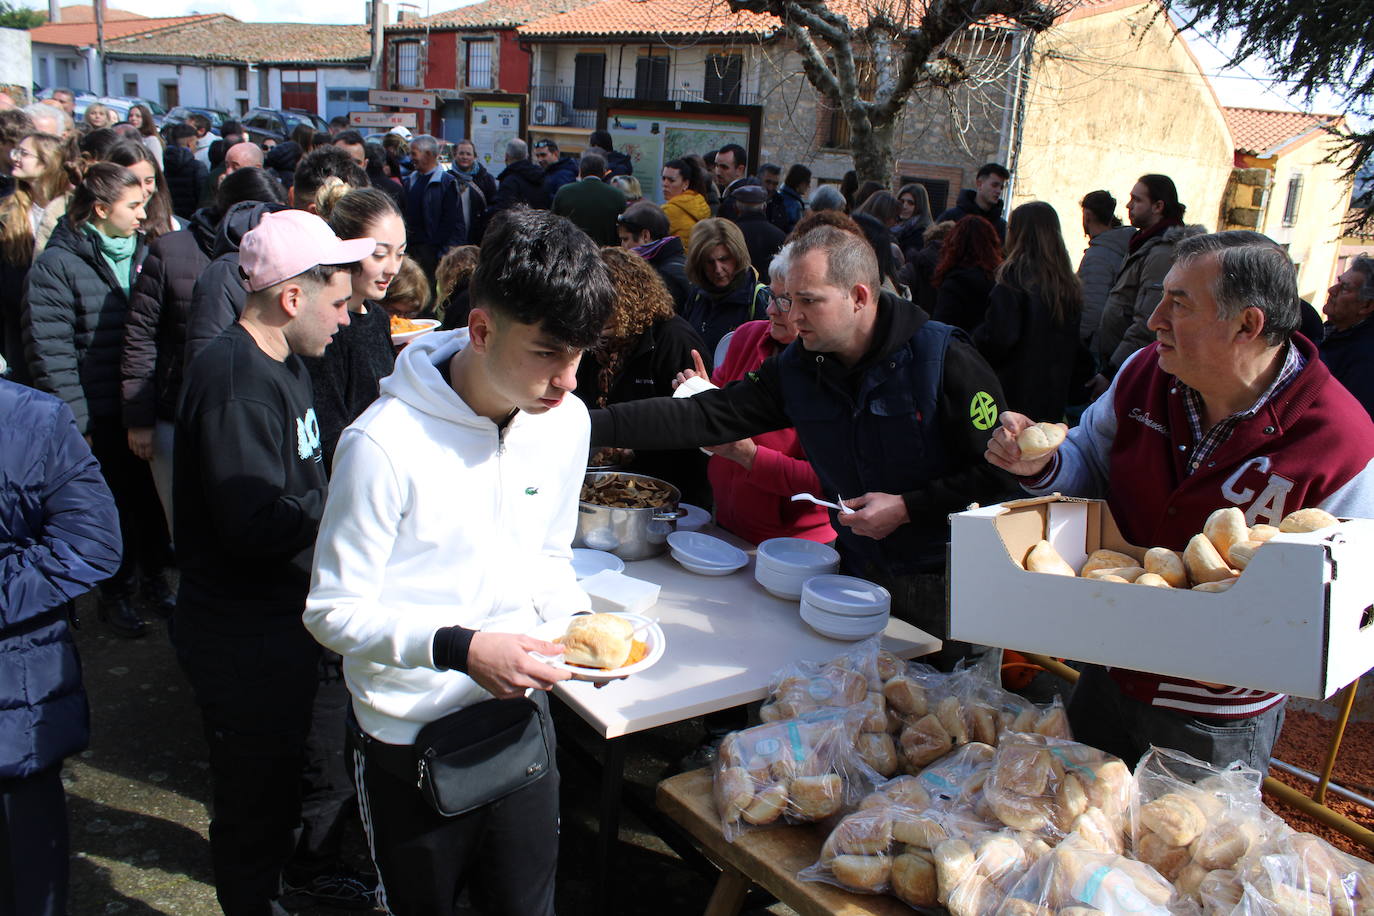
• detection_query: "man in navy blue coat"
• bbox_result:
[0,375,121,915]
[402,134,467,281]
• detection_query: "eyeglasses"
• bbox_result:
[9,147,37,162]
[533,139,555,149]
[761,286,793,313]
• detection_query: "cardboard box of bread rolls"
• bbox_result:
[948,495,1374,699]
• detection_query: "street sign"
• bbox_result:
[349,111,418,128]
[368,89,437,110]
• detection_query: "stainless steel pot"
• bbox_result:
[575,471,684,560]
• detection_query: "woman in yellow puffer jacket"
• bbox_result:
[660,157,711,248]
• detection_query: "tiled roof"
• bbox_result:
[30,11,222,48]
[390,0,606,30]
[106,19,371,65]
[1223,106,1345,157]
[50,4,149,22]
[518,0,781,37]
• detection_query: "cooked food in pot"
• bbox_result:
[579,473,674,509]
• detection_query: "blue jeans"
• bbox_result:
[1067,664,1286,772]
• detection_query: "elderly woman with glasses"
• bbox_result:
[673,242,835,545]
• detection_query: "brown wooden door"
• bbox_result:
[281,81,317,113]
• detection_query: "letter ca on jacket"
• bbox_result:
[1221,456,1294,526]
[296,407,322,463]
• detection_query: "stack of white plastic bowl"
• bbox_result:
[666,531,748,575]
[799,575,891,640]
[754,537,841,599]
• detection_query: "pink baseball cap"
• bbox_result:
[239,210,376,293]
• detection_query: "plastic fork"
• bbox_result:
[791,492,856,515]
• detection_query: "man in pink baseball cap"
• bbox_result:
[171,209,375,915]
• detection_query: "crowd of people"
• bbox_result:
[2,84,1374,916]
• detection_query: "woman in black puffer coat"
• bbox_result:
[121,167,287,528]
[22,163,170,638]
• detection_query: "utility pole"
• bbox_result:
[94,0,106,95]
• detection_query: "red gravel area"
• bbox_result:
[1265,707,1374,863]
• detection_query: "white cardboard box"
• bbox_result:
[949,495,1374,699]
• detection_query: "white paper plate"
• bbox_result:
[801,602,889,641]
[571,548,625,580]
[390,318,441,344]
[802,575,892,616]
[526,613,665,681]
[756,537,841,573]
[753,563,810,600]
[675,503,711,532]
[666,531,748,568]
[671,548,745,576]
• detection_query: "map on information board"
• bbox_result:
[608,111,751,204]
[469,100,521,170]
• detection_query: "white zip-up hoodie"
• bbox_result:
[304,329,589,744]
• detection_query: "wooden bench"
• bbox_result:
[656,769,915,916]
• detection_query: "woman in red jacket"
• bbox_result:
[686,245,835,545]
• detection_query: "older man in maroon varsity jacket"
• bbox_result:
[986,230,1374,771]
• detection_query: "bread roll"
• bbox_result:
[790,773,843,820]
[989,791,1054,832]
[1136,828,1189,881]
[1227,539,1263,570]
[1017,422,1067,460]
[975,833,1026,882]
[1281,507,1339,533]
[560,613,635,668]
[1080,549,1138,576]
[1084,760,1132,817]
[883,675,928,717]
[831,854,891,892]
[1204,506,1249,565]
[858,693,888,733]
[876,650,902,681]
[1057,772,1089,824]
[1176,862,1209,897]
[1184,533,1232,584]
[1190,821,1256,870]
[946,873,997,916]
[1002,899,1052,916]
[933,839,977,904]
[730,782,779,825]
[1139,792,1206,846]
[900,714,953,769]
[825,810,893,857]
[936,696,970,746]
[1134,573,1172,588]
[1072,806,1122,854]
[1144,547,1188,587]
[969,703,1000,746]
[1034,706,1071,740]
[891,850,939,907]
[1250,523,1280,542]
[872,775,931,811]
[1026,540,1077,577]
[714,766,755,821]
[856,732,899,778]
[1084,566,1146,582]
[1192,577,1238,592]
[1199,870,1243,913]
[893,812,948,848]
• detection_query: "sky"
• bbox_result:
[27,0,1364,124]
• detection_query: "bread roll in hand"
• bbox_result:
[560,613,635,668]
[1016,422,1067,460]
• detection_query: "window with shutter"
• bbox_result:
[574,53,606,110]
[635,52,669,101]
[1282,174,1304,228]
[703,54,742,104]
[395,41,420,88]
[466,39,493,89]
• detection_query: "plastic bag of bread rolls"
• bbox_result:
[712,707,870,841]
[993,832,1186,916]
[983,733,1133,843]
[1226,825,1374,916]
[758,635,884,723]
[1129,747,1281,889]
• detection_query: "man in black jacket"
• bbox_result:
[616,201,690,311]
[728,184,785,283]
[589,129,633,177]
[936,162,1009,240]
[174,210,373,916]
[592,225,1014,662]
[164,123,209,219]
[1320,255,1374,418]
[493,138,549,212]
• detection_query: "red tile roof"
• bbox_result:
[1223,106,1345,157]
[30,11,223,48]
[105,19,371,65]
[390,0,605,30]
[518,0,781,37]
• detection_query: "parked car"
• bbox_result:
[241,107,330,146]
[162,105,232,132]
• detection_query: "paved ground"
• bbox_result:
[63,585,786,916]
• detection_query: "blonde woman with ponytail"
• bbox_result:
[1,131,75,379]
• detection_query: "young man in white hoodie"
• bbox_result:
[304,207,615,915]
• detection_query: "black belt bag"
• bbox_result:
[413,692,554,818]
